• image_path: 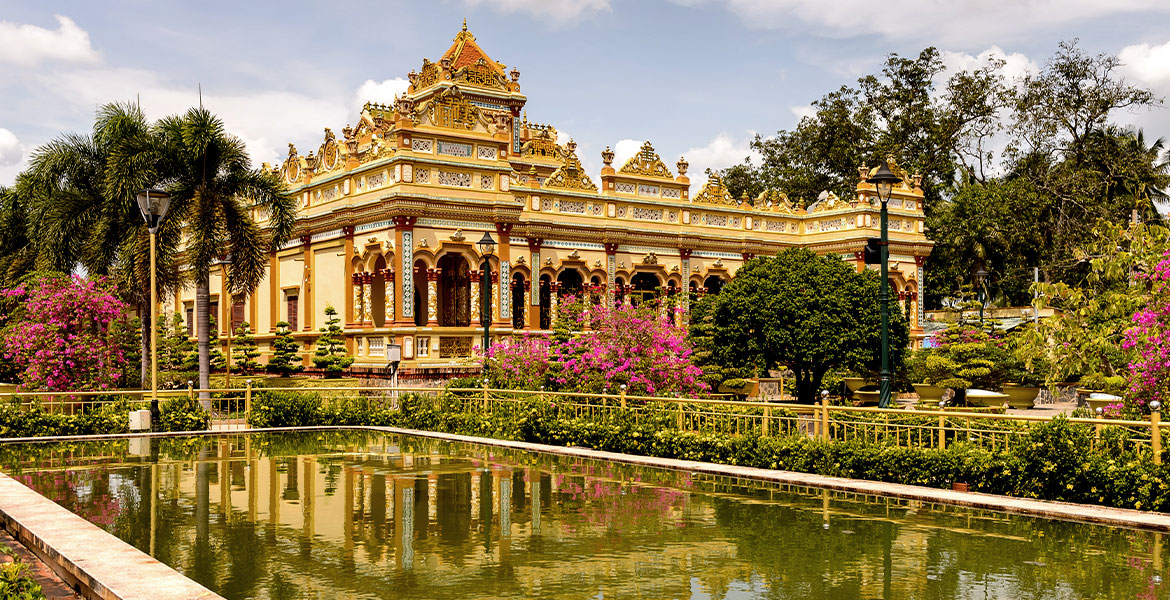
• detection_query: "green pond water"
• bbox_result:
[0,431,1165,599]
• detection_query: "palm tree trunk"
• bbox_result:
[196,275,211,411]
[139,310,150,389]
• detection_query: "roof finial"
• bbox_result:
[462,18,467,32]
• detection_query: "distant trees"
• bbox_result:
[720,40,1166,307]
[313,307,353,378]
[701,248,908,403]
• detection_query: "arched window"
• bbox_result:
[631,272,661,306]
[371,255,387,327]
[539,274,552,329]
[614,276,626,306]
[413,259,428,327]
[557,269,584,301]
[438,254,471,327]
[590,275,603,304]
[704,275,725,295]
[511,273,527,329]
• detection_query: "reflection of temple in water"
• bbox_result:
[12,433,1164,599]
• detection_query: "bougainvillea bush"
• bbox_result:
[1123,250,1170,413]
[0,274,127,391]
[484,297,707,397]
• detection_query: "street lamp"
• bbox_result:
[137,188,172,423]
[217,254,234,389]
[974,267,989,327]
[386,342,402,402]
[866,160,902,409]
[478,231,496,366]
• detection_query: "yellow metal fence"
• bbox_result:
[1,383,1164,462]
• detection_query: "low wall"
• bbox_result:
[0,473,222,600]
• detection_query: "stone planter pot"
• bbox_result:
[1001,384,1041,410]
[843,377,868,393]
[1083,391,1123,412]
[718,379,759,398]
[913,383,947,404]
[853,390,881,406]
[965,388,1010,407]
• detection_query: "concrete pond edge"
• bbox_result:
[1,423,1169,600]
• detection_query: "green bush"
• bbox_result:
[156,396,212,432]
[236,390,1170,512]
[0,399,131,438]
[0,548,45,600]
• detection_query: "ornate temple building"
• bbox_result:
[174,24,932,378]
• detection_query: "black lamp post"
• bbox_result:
[136,188,172,423]
[478,231,496,366]
[866,161,902,409]
[974,267,989,326]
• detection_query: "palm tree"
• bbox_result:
[17,102,183,387]
[154,107,296,406]
[0,185,37,288]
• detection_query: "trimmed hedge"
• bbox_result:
[245,391,1170,512]
[0,396,212,438]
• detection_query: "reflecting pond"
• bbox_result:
[0,431,1165,599]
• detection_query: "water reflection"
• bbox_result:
[0,431,1165,600]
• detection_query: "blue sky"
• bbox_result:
[1,0,1169,190]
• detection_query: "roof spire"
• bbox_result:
[462,18,467,32]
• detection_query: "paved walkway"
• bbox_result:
[0,529,81,600]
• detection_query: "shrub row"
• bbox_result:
[0,396,210,438]
[245,390,1170,512]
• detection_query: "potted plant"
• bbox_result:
[1076,373,1127,411]
[904,349,946,405]
[1000,351,1049,409]
[920,324,1008,407]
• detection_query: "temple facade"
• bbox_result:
[174,24,933,378]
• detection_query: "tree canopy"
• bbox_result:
[704,248,909,403]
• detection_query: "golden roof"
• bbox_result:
[618,141,674,179]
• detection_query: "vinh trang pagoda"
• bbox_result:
[172,23,934,381]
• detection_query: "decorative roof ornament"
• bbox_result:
[450,229,466,242]
[691,173,736,206]
[810,190,844,213]
[544,140,598,192]
[567,249,581,259]
[642,252,659,265]
[601,146,615,166]
[867,155,913,190]
[676,156,689,176]
[618,141,674,178]
[756,190,795,213]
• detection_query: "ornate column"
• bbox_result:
[384,268,396,326]
[605,243,619,307]
[915,255,926,328]
[679,248,693,323]
[302,234,314,332]
[361,272,374,325]
[426,268,439,326]
[470,270,482,325]
[496,223,513,327]
[549,281,560,325]
[527,238,542,329]
[490,270,499,326]
[351,273,365,325]
[393,216,417,324]
[343,226,355,328]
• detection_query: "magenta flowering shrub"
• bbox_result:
[0,275,128,391]
[486,297,707,397]
[1123,250,1170,411]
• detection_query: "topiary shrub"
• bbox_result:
[157,396,212,432]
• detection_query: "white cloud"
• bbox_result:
[612,138,643,168]
[0,129,22,167]
[940,46,1039,85]
[1120,40,1170,89]
[789,104,815,120]
[675,0,1170,45]
[354,78,409,115]
[462,0,611,24]
[681,132,759,188]
[0,15,99,66]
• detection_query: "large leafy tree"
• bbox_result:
[14,103,184,387]
[154,107,296,404]
[706,248,909,403]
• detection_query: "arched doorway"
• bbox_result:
[438,254,471,327]
[413,259,428,327]
[511,273,527,329]
[539,274,552,329]
[371,255,387,327]
[631,272,661,306]
[557,268,584,299]
[704,275,725,295]
[590,275,603,304]
[614,276,626,305]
